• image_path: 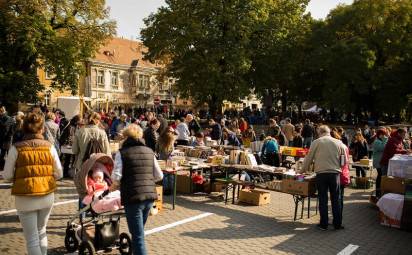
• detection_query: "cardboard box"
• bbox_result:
[355,177,372,189]
[266,180,283,191]
[176,174,192,194]
[239,189,270,206]
[156,185,163,202]
[154,200,163,211]
[203,182,225,193]
[282,179,316,196]
[381,176,405,195]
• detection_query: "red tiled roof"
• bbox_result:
[92,37,158,68]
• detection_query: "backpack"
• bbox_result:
[82,137,104,163]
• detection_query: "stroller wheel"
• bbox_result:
[118,232,132,255]
[79,240,96,255]
[64,228,79,253]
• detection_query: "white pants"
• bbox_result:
[17,206,53,255]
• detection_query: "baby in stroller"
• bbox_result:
[82,161,122,213]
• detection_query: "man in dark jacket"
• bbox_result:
[302,119,314,148]
[186,114,201,135]
[380,128,409,174]
[208,119,222,142]
[143,118,160,152]
[0,106,14,168]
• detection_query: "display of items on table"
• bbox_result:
[388,154,412,179]
[359,158,372,166]
[281,169,317,196]
[279,146,309,157]
[250,141,264,153]
[176,145,216,159]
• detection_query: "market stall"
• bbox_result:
[161,144,317,221]
[378,154,412,230]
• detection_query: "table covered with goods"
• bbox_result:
[157,144,317,221]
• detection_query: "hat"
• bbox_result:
[92,162,106,179]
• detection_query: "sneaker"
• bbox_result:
[334,225,345,230]
[317,224,328,231]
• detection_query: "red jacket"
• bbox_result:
[380,133,407,166]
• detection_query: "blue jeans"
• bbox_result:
[163,173,175,194]
[316,173,342,228]
[124,200,154,255]
[303,137,313,148]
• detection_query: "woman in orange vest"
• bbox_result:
[3,113,63,255]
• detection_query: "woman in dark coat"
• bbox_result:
[350,132,369,177]
[111,124,163,255]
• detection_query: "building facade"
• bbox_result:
[37,68,74,108]
[82,37,177,111]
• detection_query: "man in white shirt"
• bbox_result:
[175,117,190,145]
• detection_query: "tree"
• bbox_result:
[249,0,311,114]
[0,0,115,112]
[141,0,278,115]
[310,0,412,121]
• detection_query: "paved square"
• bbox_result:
[0,177,411,255]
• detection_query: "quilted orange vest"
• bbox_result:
[12,138,56,196]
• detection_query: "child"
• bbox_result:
[192,132,205,146]
[82,162,121,213]
[86,164,108,195]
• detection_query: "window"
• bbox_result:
[44,93,51,106]
[159,78,173,91]
[111,72,119,89]
[138,74,150,90]
[97,70,105,87]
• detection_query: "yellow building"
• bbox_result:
[37,68,75,108]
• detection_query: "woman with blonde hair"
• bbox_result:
[156,127,178,195]
[111,124,163,255]
[350,132,369,177]
[3,113,62,255]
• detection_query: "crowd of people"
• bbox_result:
[1,104,412,254]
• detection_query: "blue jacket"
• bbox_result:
[372,137,388,169]
[227,133,241,147]
[262,139,279,154]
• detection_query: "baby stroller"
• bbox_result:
[64,153,132,255]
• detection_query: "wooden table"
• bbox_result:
[217,164,317,221]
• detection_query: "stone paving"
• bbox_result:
[0,174,411,255]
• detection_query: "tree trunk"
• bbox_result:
[208,95,222,117]
[281,89,288,114]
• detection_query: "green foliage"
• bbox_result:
[142,0,297,113]
[249,0,311,111]
[0,0,115,109]
[310,0,412,116]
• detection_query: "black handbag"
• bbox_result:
[95,217,120,249]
